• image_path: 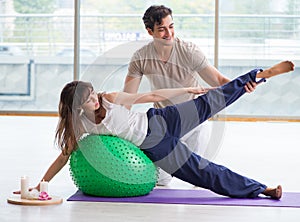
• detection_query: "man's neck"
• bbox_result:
[153,41,173,62]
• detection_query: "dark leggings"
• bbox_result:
[140,69,267,198]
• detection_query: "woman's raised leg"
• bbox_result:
[257,60,294,79]
[176,61,294,137]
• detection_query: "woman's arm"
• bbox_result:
[104,87,213,106]
[13,152,70,193]
[38,152,70,186]
[122,75,142,109]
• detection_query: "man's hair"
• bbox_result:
[142,5,172,31]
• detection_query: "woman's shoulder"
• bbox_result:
[101,92,117,103]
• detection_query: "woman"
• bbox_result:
[19,61,294,199]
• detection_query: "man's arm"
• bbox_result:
[198,65,230,86]
[199,65,256,93]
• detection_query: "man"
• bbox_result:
[123,5,256,185]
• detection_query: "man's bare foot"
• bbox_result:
[257,61,295,79]
[262,185,282,200]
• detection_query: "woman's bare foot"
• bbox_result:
[257,61,295,79]
[262,185,282,200]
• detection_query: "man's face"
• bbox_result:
[147,15,174,45]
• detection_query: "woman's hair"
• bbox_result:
[142,5,172,31]
[55,81,93,155]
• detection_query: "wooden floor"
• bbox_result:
[1,116,300,222]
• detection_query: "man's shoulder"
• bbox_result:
[135,40,153,52]
[175,37,197,47]
[174,37,198,55]
[131,40,154,60]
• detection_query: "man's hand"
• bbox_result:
[244,81,257,93]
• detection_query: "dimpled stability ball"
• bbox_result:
[69,135,157,197]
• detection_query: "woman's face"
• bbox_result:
[81,90,100,112]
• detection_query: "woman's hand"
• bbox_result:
[13,185,39,194]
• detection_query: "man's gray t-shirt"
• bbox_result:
[127,37,209,108]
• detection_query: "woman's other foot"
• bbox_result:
[257,61,295,79]
[262,185,282,200]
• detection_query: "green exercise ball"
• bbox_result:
[69,135,157,197]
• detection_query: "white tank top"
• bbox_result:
[81,95,148,146]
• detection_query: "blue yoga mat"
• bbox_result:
[67,188,300,208]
